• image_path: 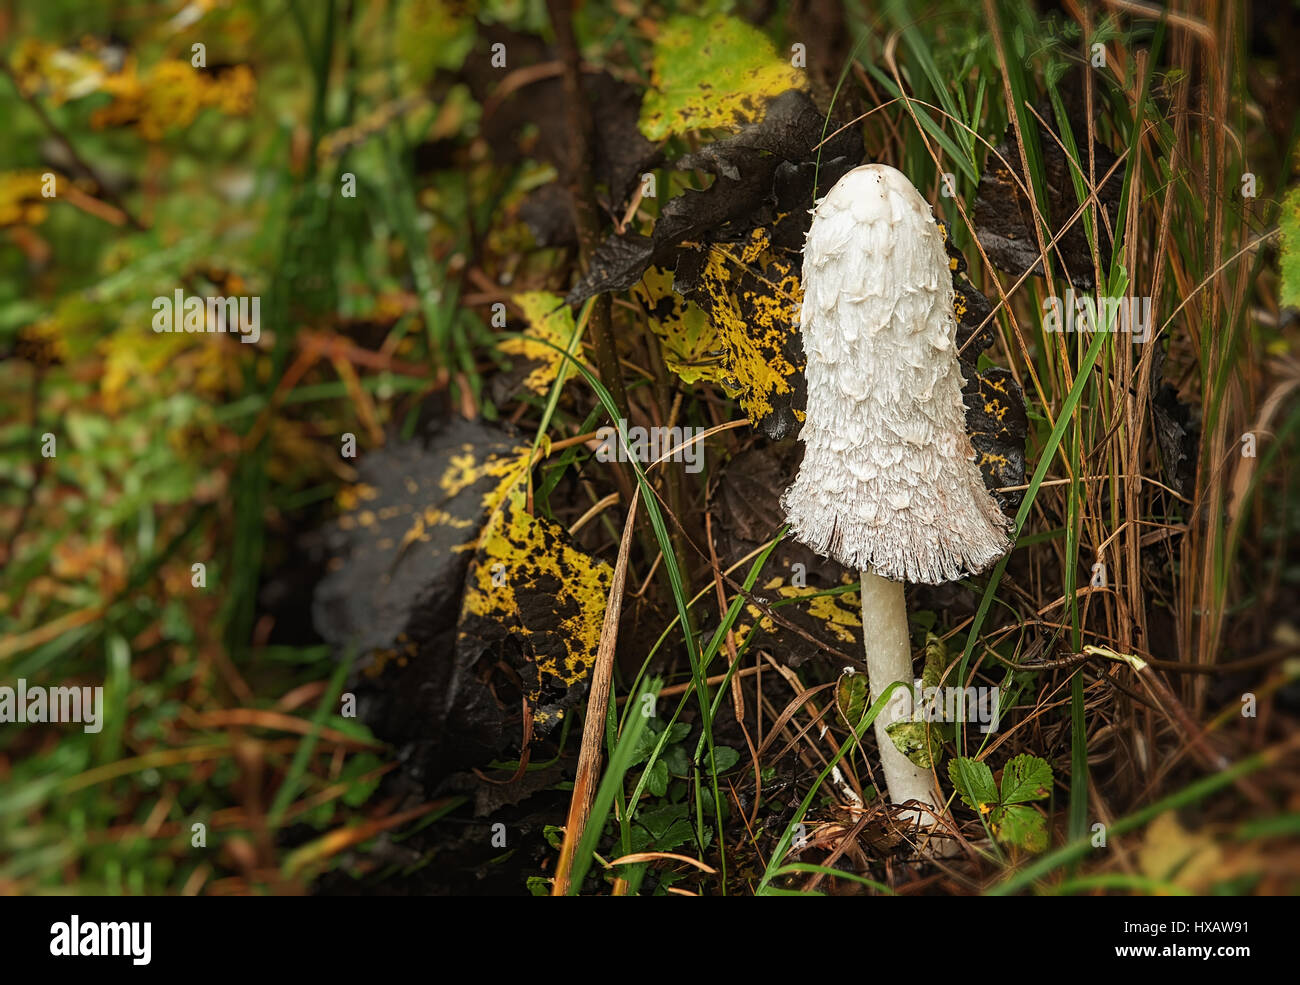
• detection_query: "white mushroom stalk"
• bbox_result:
[782,164,1012,828]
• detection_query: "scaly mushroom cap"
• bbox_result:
[782,164,1012,584]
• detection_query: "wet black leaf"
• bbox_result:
[973,74,1121,290]
[570,232,656,299]
[590,74,664,207]
[313,419,523,780]
[566,89,860,307]
[462,29,658,209]
[962,367,1029,515]
[711,442,801,547]
[936,223,1028,514]
[708,443,861,667]
[937,220,999,360]
[312,419,610,784]
[675,89,853,178]
[519,182,577,248]
[955,276,998,358]
[565,90,862,441]
[1153,382,1200,498]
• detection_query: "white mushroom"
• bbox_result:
[782,163,1012,828]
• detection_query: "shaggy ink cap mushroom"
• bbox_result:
[782,164,1014,832]
[782,163,1011,585]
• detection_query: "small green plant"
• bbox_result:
[949,753,1054,853]
[623,717,739,856]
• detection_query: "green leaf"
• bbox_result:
[644,758,669,798]
[991,804,1048,853]
[665,722,691,745]
[948,757,998,814]
[526,875,551,896]
[635,802,694,852]
[883,722,935,769]
[836,670,869,727]
[1279,186,1300,307]
[920,632,947,690]
[710,746,740,773]
[999,753,1053,805]
[638,15,805,141]
[637,802,687,838]
[627,825,653,855]
[628,726,658,767]
[886,720,941,769]
[664,743,691,777]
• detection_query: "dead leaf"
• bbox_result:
[314,419,610,781]
[973,73,1121,290]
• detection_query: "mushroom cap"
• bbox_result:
[781,164,1011,584]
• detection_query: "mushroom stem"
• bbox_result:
[859,568,936,826]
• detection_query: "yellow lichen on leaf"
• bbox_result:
[336,483,380,512]
[982,398,1008,423]
[631,266,732,387]
[439,441,531,506]
[803,589,862,644]
[499,291,576,396]
[10,39,108,103]
[327,433,611,725]
[694,229,804,428]
[459,480,613,719]
[89,57,257,140]
[965,368,1024,500]
[0,171,53,228]
[332,440,532,573]
[979,452,1010,470]
[735,575,860,645]
[638,15,805,141]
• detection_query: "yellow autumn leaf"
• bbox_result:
[685,227,804,432]
[736,576,860,645]
[91,57,257,140]
[639,15,805,141]
[459,462,613,726]
[499,291,578,396]
[1138,812,1226,893]
[0,171,53,228]
[632,266,732,386]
